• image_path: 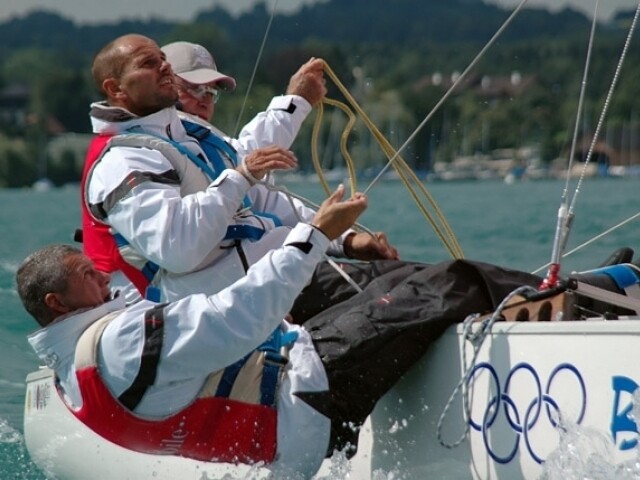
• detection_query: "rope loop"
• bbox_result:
[311,61,465,259]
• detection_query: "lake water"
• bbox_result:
[2,177,640,478]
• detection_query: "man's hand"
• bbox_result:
[286,57,327,106]
[343,231,400,261]
[312,185,367,241]
[238,146,298,182]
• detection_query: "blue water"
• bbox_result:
[2,178,640,478]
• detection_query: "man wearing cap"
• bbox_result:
[81,34,398,305]
[161,40,327,163]
[161,41,237,124]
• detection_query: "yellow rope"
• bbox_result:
[311,99,359,197]
[310,60,464,259]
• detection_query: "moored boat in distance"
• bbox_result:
[31,178,54,192]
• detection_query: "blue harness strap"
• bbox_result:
[181,120,239,168]
[214,327,298,408]
[179,123,262,220]
[259,328,298,407]
[215,356,248,398]
[107,125,284,299]
[224,225,266,241]
[113,232,161,301]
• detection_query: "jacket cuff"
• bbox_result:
[210,168,253,191]
[284,223,331,256]
[325,228,356,258]
[267,95,312,118]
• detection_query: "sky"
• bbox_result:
[0,0,638,25]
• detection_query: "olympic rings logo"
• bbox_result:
[467,362,586,464]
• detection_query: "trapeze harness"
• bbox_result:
[69,306,297,464]
[80,120,282,300]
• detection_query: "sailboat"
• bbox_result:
[22,261,640,479]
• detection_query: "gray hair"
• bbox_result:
[16,244,82,327]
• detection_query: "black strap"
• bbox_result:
[233,239,250,272]
[118,304,166,410]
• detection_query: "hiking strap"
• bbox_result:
[215,327,298,407]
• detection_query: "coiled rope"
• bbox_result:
[312,62,465,259]
[309,0,534,260]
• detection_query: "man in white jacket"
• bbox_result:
[81,33,398,305]
[20,186,543,478]
[24,186,364,478]
[160,40,326,172]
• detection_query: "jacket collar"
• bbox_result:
[89,102,187,141]
[27,296,126,370]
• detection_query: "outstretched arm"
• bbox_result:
[111,186,368,377]
[231,58,327,154]
[343,231,400,261]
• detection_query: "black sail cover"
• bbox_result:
[290,259,542,453]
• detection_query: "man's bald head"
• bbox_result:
[92,34,152,95]
[90,34,178,116]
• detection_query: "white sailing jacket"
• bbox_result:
[28,223,331,478]
[85,96,350,301]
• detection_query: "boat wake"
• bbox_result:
[541,421,640,480]
[0,418,21,444]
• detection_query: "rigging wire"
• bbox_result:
[232,0,280,138]
[563,0,598,200]
[361,0,531,197]
[531,210,640,275]
[540,0,640,284]
[569,1,640,215]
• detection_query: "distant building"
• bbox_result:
[0,83,67,135]
[473,72,536,101]
[573,126,640,168]
[413,71,537,99]
[0,83,30,129]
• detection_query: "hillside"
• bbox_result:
[0,0,597,60]
[0,0,638,188]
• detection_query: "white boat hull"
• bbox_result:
[24,368,372,479]
[370,319,640,479]
[24,319,640,479]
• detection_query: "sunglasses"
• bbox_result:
[180,82,220,103]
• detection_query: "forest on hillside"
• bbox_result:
[0,0,638,187]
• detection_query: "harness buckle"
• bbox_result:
[263,350,289,367]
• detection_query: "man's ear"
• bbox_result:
[44,292,72,316]
[102,78,123,100]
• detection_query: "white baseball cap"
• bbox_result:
[161,41,236,91]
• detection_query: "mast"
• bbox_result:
[539,2,598,290]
